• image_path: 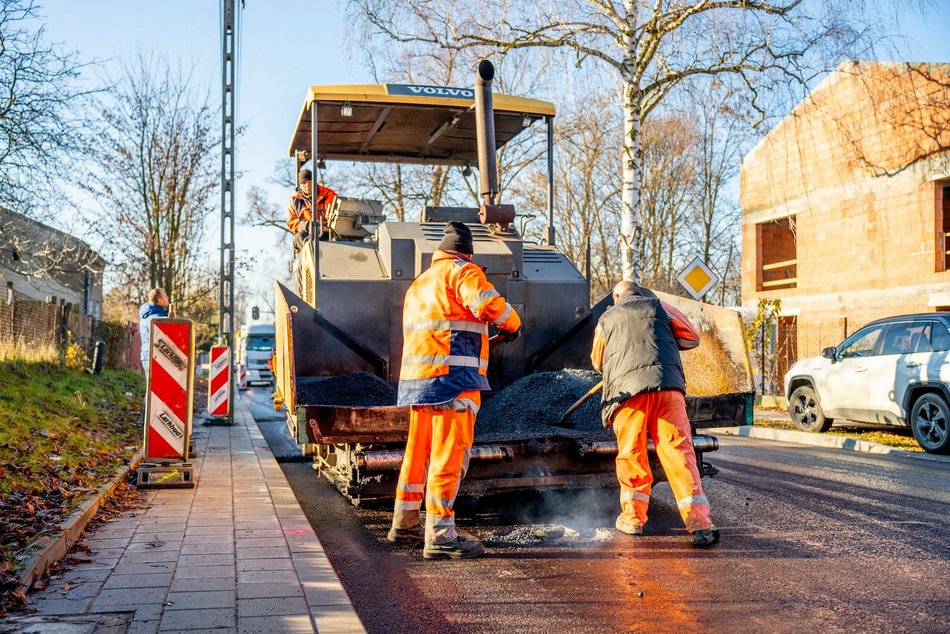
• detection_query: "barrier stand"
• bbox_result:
[208,344,232,419]
[137,317,196,488]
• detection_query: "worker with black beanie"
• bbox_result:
[389,220,522,560]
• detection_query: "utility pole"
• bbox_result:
[218,0,238,423]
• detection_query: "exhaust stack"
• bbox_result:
[474,60,516,231]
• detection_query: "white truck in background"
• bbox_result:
[237,322,276,388]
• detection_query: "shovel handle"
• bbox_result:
[553,380,604,426]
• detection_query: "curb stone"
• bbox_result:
[713,426,950,465]
[16,451,143,594]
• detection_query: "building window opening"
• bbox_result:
[757,216,797,291]
[942,185,950,271]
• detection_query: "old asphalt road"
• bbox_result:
[243,388,950,633]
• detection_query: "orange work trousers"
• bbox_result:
[391,391,479,545]
[612,390,712,533]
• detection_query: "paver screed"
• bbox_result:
[16,398,365,634]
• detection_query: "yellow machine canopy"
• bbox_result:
[288,84,556,166]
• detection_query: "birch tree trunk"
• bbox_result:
[620,1,642,282]
[620,65,643,283]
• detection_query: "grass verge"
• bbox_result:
[0,359,144,608]
[755,413,923,452]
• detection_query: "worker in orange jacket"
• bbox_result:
[287,168,337,247]
[389,221,522,560]
[591,280,719,548]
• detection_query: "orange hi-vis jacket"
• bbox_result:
[286,185,338,233]
[397,250,522,406]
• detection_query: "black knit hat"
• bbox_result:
[438,221,474,255]
[298,168,313,182]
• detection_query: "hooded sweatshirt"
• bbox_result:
[139,302,169,371]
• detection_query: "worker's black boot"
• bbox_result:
[423,537,486,560]
[387,524,424,544]
[691,527,720,548]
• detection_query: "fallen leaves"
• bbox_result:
[0,362,146,615]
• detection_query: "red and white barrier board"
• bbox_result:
[237,362,248,390]
[144,318,194,461]
[208,345,231,417]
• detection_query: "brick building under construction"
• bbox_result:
[740,60,950,381]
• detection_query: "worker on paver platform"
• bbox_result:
[287,168,337,248]
[390,221,522,560]
[591,280,720,548]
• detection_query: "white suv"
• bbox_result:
[783,313,950,454]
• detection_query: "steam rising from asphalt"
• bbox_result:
[483,487,618,546]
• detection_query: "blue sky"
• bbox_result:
[37,0,950,301]
[42,0,369,303]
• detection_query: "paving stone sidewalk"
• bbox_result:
[7,398,365,633]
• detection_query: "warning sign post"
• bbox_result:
[208,345,231,418]
[138,317,196,488]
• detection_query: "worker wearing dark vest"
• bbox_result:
[591,280,720,548]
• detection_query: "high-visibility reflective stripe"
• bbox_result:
[402,355,488,370]
[492,303,513,326]
[426,492,455,512]
[451,397,480,415]
[676,495,709,509]
[468,289,500,314]
[621,490,650,504]
[431,516,455,529]
[394,499,422,511]
[403,320,488,334]
[396,482,424,494]
[427,514,457,543]
[460,447,471,480]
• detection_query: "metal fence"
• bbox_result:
[0,290,139,369]
[750,314,868,396]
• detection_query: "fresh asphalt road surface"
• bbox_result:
[244,387,950,633]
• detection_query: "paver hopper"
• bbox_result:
[272,62,753,503]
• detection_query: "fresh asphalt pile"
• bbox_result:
[487,523,614,545]
[292,369,614,444]
[476,369,613,442]
[296,372,398,407]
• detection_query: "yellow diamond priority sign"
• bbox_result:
[676,256,719,301]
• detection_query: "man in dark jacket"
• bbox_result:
[591,280,719,547]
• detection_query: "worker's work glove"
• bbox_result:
[293,230,308,251]
[299,220,312,236]
[501,326,522,343]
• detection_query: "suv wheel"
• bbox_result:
[788,385,832,433]
[910,393,950,454]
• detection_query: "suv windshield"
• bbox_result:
[246,335,274,351]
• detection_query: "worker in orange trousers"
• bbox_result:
[591,280,719,547]
[390,221,521,560]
